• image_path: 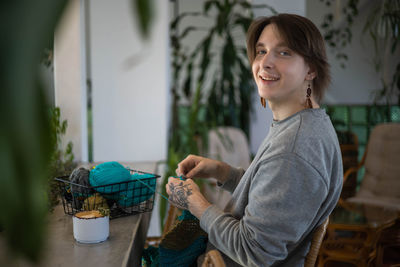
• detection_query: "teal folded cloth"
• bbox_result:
[89,161,156,207]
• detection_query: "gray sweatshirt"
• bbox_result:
[200,108,343,266]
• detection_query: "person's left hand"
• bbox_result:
[166,177,211,218]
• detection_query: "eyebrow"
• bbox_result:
[255,42,289,49]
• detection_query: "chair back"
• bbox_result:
[207,126,251,169]
[352,123,400,209]
[201,249,226,267]
[204,127,251,209]
[304,217,329,267]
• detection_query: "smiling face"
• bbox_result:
[252,24,311,107]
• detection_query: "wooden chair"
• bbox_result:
[339,132,359,200]
[318,222,381,267]
[338,123,400,210]
[201,249,226,267]
[198,217,329,267]
[145,205,179,247]
[305,218,329,267]
[316,123,400,267]
[375,219,400,267]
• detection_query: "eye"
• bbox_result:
[256,49,266,56]
[279,50,291,56]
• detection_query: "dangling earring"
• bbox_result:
[260,97,266,108]
[306,83,313,109]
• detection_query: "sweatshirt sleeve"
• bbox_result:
[200,154,328,267]
[218,166,246,193]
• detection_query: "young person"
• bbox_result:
[166,13,343,266]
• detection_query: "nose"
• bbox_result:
[260,52,274,69]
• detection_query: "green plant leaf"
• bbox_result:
[0,0,68,262]
[170,12,201,31]
[131,0,153,39]
[183,62,193,99]
[204,0,221,15]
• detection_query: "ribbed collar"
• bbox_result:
[271,108,326,128]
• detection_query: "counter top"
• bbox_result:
[42,204,150,267]
[0,161,159,267]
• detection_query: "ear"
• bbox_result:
[306,69,317,81]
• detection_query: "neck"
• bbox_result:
[269,98,319,121]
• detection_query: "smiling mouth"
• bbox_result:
[259,74,280,81]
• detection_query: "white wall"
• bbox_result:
[89,0,169,162]
[306,0,399,104]
[54,0,87,161]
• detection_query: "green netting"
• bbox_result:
[350,106,367,124]
[391,106,400,122]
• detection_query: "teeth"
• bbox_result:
[260,76,278,81]
[259,73,279,81]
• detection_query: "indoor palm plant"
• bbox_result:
[160,0,276,228]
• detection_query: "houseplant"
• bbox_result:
[48,107,76,210]
[160,0,277,229]
[0,0,154,262]
[320,0,400,104]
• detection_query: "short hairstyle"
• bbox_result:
[246,13,330,103]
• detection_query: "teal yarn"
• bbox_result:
[89,162,131,192]
[112,173,156,206]
[142,210,208,267]
[89,161,156,207]
[142,245,160,267]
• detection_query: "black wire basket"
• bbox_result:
[55,169,160,219]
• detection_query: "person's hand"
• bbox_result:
[176,154,231,184]
[166,177,211,218]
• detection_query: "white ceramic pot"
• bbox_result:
[73,211,109,243]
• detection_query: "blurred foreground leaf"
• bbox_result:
[131,0,154,39]
[0,0,67,262]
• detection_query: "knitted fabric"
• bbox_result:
[142,210,208,267]
[89,161,156,207]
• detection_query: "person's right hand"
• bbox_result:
[176,154,231,184]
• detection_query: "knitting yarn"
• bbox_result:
[83,193,109,211]
[114,173,157,207]
[142,210,208,267]
[89,162,131,192]
[69,167,91,194]
[69,167,92,209]
[89,161,156,207]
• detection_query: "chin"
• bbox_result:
[258,91,272,100]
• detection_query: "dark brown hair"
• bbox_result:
[246,13,330,102]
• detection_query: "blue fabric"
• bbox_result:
[89,161,156,207]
